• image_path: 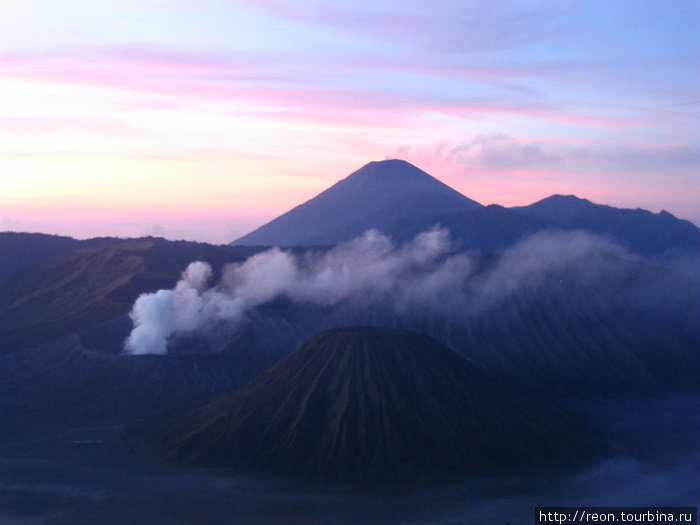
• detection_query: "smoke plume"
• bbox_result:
[124,228,474,355]
[124,261,212,355]
[122,227,690,356]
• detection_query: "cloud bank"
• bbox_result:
[123,227,666,356]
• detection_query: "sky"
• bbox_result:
[1,0,698,243]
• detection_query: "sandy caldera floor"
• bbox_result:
[0,394,697,525]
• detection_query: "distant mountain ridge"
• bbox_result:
[0,232,120,280]
[232,160,700,256]
[512,195,700,256]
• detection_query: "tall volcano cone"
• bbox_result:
[231,159,481,246]
[145,328,589,483]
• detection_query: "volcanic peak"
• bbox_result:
[142,327,589,484]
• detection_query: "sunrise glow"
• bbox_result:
[1,0,698,243]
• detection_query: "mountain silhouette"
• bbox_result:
[232,159,481,246]
[0,232,119,280]
[140,327,588,483]
[512,195,700,256]
[231,161,698,256]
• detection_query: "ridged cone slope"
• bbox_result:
[145,327,588,483]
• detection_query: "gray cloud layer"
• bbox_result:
[123,227,659,356]
[446,134,700,174]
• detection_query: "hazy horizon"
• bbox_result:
[3,159,700,245]
[2,1,699,243]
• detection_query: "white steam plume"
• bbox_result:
[123,228,472,355]
[124,261,212,355]
[123,228,651,356]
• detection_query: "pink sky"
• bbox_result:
[1,1,698,243]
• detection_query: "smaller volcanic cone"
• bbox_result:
[143,327,589,483]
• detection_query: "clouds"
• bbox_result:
[123,227,658,356]
[446,134,700,175]
[391,134,700,223]
[239,0,573,55]
[2,1,696,118]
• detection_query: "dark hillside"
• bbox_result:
[141,328,591,484]
[0,232,119,279]
[389,204,555,252]
[0,335,274,441]
[0,239,262,354]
